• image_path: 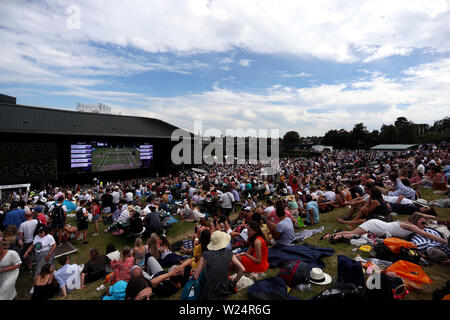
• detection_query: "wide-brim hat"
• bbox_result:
[127,205,135,212]
[40,197,47,203]
[286,195,296,202]
[207,231,231,251]
[309,268,332,285]
[413,198,429,208]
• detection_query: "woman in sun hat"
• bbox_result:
[193,230,246,300]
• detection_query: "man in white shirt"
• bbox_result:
[417,160,425,175]
[220,189,235,217]
[18,211,39,273]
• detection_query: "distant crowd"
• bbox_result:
[0,143,449,300]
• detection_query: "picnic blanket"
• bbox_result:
[268,243,335,269]
[292,226,324,243]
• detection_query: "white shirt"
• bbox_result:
[33,234,55,253]
[19,219,39,244]
[125,192,134,202]
[417,164,425,175]
[49,204,67,213]
[112,191,120,204]
[264,206,275,215]
[324,191,336,202]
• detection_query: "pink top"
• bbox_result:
[267,209,295,224]
[111,257,135,283]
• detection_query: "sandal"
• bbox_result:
[329,234,351,244]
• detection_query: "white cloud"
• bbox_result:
[363,45,413,62]
[40,58,450,136]
[239,59,252,67]
[1,1,449,137]
[281,72,312,78]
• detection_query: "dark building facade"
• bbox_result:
[0,98,189,186]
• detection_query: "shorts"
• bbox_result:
[22,242,35,265]
[77,221,89,231]
[51,220,65,230]
[103,207,111,214]
[92,214,100,222]
[222,208,232,217]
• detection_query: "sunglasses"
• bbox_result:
[419,222,427,226]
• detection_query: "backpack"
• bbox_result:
[336,255,366,287]
[181,270,205,300]
[33,219,45,238]
[51,205,65,222]
[277,260,311,287]
[365,272,406,301]
[76,207,87,223]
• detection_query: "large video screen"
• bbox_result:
[71,142,153,173]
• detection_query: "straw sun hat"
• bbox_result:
[207,231,231,251]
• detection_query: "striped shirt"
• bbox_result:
[411,228,450,255]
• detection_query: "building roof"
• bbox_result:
[0,102,190,139]
[370,144,417,150]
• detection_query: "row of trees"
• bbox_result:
[282,116,450,150]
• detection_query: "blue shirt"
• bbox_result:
[388,178,416,200]
[54,264,80,289]
[276,217,294,246]
[306,201,320,223]
[102,280,127,300]
[3,208,26,228]
[232,190,241,202]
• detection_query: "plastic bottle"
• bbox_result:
[369,258,393,267]
[296,283,312,291]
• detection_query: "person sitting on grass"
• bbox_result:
[322,213,449,245]
[266,201,294,247]
[235,221,269,275]
[125,275,152,300]
[31,263,59,300]
[132,237,147,267]
[145,257,193,298]
[337,186,389,226]
[191,229,210,271]
[102,280,128,300]
[54,255,82,298]
[193,231,245,300]
[110,246,135,283]
[80,248,110,289]
[304,194,320,225]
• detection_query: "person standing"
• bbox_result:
[0,238,22,300]
[18,211,38,274]
[2,201,26,230]
[23,226,56,278]
[91,199,100,236]
[74,200,89,246]
[49,197,67,246]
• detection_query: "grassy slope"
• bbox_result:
[15,188,449,300]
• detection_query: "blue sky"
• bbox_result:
[1,0,449,136]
